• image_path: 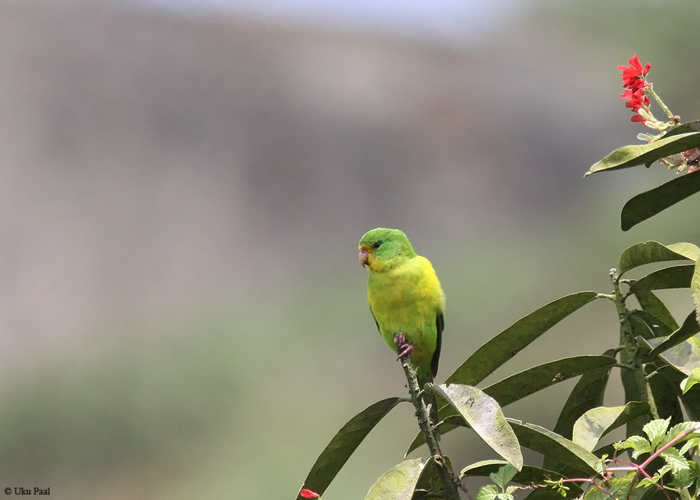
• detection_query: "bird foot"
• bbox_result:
[394,332,414,360]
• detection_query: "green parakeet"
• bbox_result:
[358,228,445,415]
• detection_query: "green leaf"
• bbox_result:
[667,421,700,440]
[668,456,693,490]
[648,311,700,357]
[660,447,689,474]
[681,385,700,422]
[616,435,652,459]
[667,242,700,262]
[629,264,695,293]
[681,367,700,394]
[693,259,700,326]
[435,384,523,470]
[545,351,615,473]
[483,356,617,408]
[631,310,675,338]
[645,340,700,422]
[622,170,700,231]
[660,119,700,139]
[475,484,501,500]
[363,457,427,500]
[446,292,599,386]
[629,312,656,341]
[656,364,700,421]
[618,241,699,276]
[643,418,671,449]
[634,291,679,332]
[679,436,700,455]
[297,397,404,499]
[648,370,684,426]
[661,454,694,488]
[461,459,509,477]
[413,455,453,498]
[586,132,700,175]
[572,402,650,451]
[644,336,700,377]
[489,464,518,489]
[507,419,599,475]
[550,351,615,440]
[505,486,518,496]
[664,423,700,457]
[689,460,700,486]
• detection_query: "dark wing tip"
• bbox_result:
[431,314,444,379]
[370,306,381,335]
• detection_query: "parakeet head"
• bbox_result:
[358,227,417,272]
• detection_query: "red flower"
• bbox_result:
[617,53,651,90]
[620,87,650,112]
[618,53,651,124]
[300,489,320,498]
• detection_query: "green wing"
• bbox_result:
[370,306,381,335]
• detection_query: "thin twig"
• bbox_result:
[398,354,461,499]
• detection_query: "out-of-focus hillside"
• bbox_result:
[1,2,699,499]
[0,2,625,359]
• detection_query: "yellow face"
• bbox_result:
[359,237,388,270]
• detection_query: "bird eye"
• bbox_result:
[373,241,382,249]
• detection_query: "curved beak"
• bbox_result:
[359,247,369,268]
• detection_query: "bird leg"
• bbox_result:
[394,331,414,360]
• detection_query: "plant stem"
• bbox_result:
[399,355,461,499]
[647,85,675,120]
[610,269,658,436]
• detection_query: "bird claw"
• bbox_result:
[396,344,414,360]
[394,332,414,360]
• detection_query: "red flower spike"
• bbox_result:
[618,53,652,126]
[300,489,320,498]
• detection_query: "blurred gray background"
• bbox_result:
[1,0,700,498]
